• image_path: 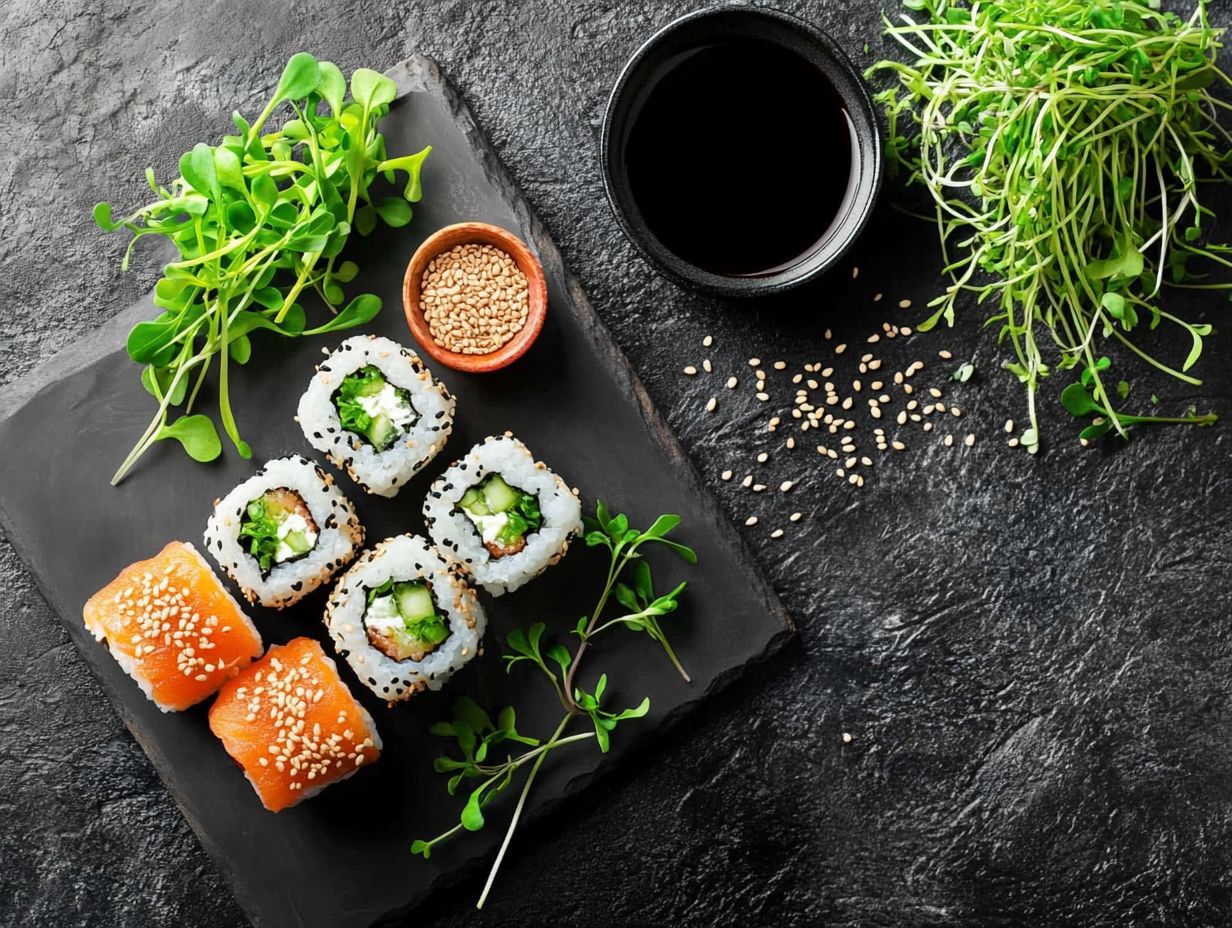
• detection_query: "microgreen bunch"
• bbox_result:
[412,502,696,909]
[95,53,431,483]
[870,0,1229,450]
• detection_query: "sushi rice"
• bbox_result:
[296,335,455,497]
[325,534,486,702]
[205,455,364,609]
[423,434,582,596]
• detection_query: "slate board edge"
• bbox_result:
[0,53,795,926]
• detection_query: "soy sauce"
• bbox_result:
[624,37,855,278]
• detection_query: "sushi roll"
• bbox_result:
[296,335,455,497]
[324,534,486,703]
[423,434,582,596]
[82,541,264,712]
[205,455,363,609]
[209,637,382,812]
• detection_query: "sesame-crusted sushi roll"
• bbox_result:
[204,455,363,609]
[82,541,264,712]
[325,534,486,703]
[296,335,455,497]
[209,637,382,812]
[422,434,582,596]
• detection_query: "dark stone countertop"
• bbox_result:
[2,2,1231,926]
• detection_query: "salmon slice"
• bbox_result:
[208,637,382,813]
[83,541,264,712]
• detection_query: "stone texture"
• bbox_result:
[2,1,1231,927]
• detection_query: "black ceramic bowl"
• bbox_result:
[601,6,883,298]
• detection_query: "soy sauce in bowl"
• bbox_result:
[624,37,855,278]
[601,7,882,298]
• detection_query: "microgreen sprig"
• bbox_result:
[96,53,431,483]
[412,502,697,909]
[869,0,1227,450]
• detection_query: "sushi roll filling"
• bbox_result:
[239,488,320,574]
[332,365,418,452]
[364,579,450,662]
[458,475,543,558]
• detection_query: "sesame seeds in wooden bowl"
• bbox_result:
[402,222,547,373]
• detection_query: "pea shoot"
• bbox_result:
[95,54,431,483]
[870,0,1228,450]
[412,502,696,909]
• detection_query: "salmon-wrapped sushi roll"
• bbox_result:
[209,637,381,812]
[82,541,264,712]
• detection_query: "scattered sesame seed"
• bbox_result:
[938,349,953,360]
[756,392,770,402]
[770,528,785,539]
[705,397,717,413]
[752,484,766,492]
[892,441,906,451]
[848,473,859,485]
[742,475,753,488]
[929,387,943,398]
[792,373,803,384]
[867,334,880,344]
[861,456,872,467]
[757,452,769,463]
[748,357,762,367]
[786,436,796,449]
[790,512,803,522]
[851,266,860,279]
[702,358,712,373]
[745,516,758,527]
[721,470,733,481]
[1004,419,1015,433]
[726,376,738,389]
[684,365,697,375]
[898,299,912,309]
[703,335,713,347]
[944,434,954,447]
[835,343,847,354]
[900,326,913,336]
[873,293,883,301]
[780,481,794,492]
[1008,437,1020,447]
[842,732,853,743]
[774,360,787,370]
[965,433,976,447]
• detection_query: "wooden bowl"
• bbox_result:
[402,222,547,373]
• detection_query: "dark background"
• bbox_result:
[3,1,1232,926]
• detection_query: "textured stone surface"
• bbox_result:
[2,1,1231,927]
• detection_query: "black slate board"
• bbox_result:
[0,56,791,928]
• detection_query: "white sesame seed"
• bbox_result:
[851,266,860,279]
[757,452,769,463]
[756,392,770,402]
[944,434,954,446]
[900,326,913,336]
[790,512,802,522]
[786,436,796,449]
[898,299,912,308]
[721,470,733,481]
[842,732,853,743]
[703,335,713,347]
[706,397,717,413]
[835,343,847,355]
[702,358,712,373]
[848,473,859,485]
[771,528,785,539]
[938,349,953,360]
[724,376,737,389]
[773,360,787,370]
[965,433,976,447]
[752,484,766,492]
[748,357,761,367]
[1004,419,1015,433]
[745,516,758,527]
[792,373,803,384]
[684,365,697,375]
[742,475,753,487]
[861,456,872,466]
[780,481,794,492]
[1008,437,1020,447]
[873,293,883,302]
[892,440,906,451]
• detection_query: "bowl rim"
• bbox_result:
[600,5,884,298]
[401,221,548,373]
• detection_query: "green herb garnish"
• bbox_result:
[870,0,1227,450]
[98,53,432,484]
[239,498,282,573]
[496,491,542,545]
[412,502,696,909]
